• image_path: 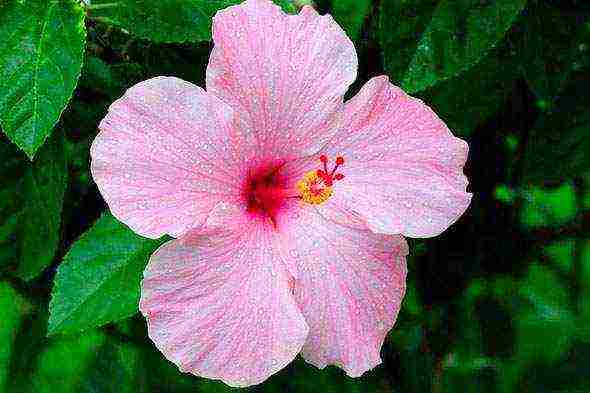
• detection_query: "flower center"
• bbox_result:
[297,155,345,205]
[244,162,290,226]
[243,155,346,226]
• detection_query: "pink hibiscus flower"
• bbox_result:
[90,0,471,387]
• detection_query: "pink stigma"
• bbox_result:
[316,155,345,187]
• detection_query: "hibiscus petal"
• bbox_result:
[206,0,357,158]
[277,206,408,377]
[140,203,308,387]
[326,76,472,237]
[91,76,243,239]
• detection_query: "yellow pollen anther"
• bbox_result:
[297,171,333,205]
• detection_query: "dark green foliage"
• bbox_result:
[89,0,296,43]
[379,0,440,86]
[0,132,66,281]
[518,1,590,104]
[0,0,588,392]
[522,72,590,184]
[0,283,30,391]
[418,46,519,136]
[332,0,372,41]
[88,0,240,43]
[379,0,526,93]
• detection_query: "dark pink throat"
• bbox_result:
[243,161,291,226]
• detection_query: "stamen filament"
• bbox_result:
[296,155,346,205]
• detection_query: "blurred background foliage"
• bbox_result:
[0,0,589,392]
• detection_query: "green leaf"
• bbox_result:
[379,0,439,85]
[0,139,24,271]
[48,214,165,335]
[13,317,147,393]
[517,344,590,393]
[77,338,148,393]
[0,0,86,159]
[27,330,105,393]
[332,0,371,41]
[419,46,518,136]
[0,283,30,393]
[519,183,577,229]
[15,132,67,280]
[516,264,576,364]
[0,133,66,279]
[522,73,590,184]
[79,56,118,96]
[447,267,579,392]
[381,0,526,93]
[89,0,296,43]
[519,2,590,105]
